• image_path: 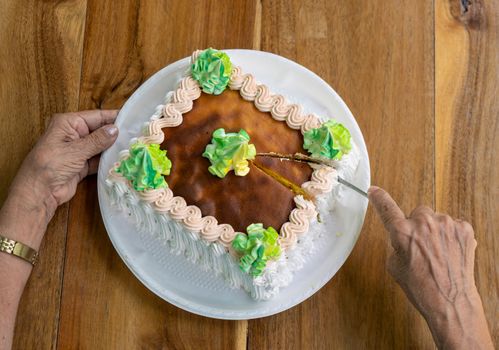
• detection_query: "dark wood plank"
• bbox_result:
[58,1,257,348]
[0,1,87,349]
[249,0,435,348]
[436,0,499,345]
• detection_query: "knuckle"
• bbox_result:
[460,220,474,232]
[409,206,420,217]
[410,205,429,217]
[415,205,427,212]
[52,113,67,124]
[420,213,434,223]
[439,215,453,225]
[412,216,432,233]
[31,147,50,166]
[465,229,476,241]
[457,220,475,238]
[411,207,433,221]
[394,220,412,235]
[438,215,455,231]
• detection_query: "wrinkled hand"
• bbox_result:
[369,186,477,314]
[368,186,493,349]
[11,110,119,216]
[0,110,119,350]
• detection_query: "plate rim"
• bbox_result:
[97,49,370,320]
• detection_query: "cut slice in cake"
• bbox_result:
[106,48,360,300]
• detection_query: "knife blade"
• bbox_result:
[337,176,368,198]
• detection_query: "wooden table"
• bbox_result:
[1,1,497,349]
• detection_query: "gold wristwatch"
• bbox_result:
[0,235,38,265]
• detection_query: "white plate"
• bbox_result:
[97,49,370,320]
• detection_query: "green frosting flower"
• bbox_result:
[202,128,256,178]
[232,224,281,277]
[303,119,352,160]
[191,48,233,95]
[117,142,172,191]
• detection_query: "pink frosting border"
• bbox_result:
[108,50,338,250]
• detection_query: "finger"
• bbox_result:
[368,186,406,232]
[76,110,120,132]
[78,124,119,159]
[78,160,89,182]
[435,213,454,226]
[87,155,101,175]
[456,219,473,232]
[409,205,434,218]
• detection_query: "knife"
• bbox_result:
[256,152,368,198]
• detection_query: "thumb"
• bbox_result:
[368,186,406,232]
[79,124,118,158]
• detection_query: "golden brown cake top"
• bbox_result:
[161,90,312,232]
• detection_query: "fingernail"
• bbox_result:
[105,124,118,136]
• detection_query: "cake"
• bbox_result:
[106,48,360,300]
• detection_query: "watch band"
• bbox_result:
[0,235,38,265]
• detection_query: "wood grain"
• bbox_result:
[57,1,257,349]
[436,0,499,345]
[2,0,497,348]
[0,1,87,349]
[250,0,436,348]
